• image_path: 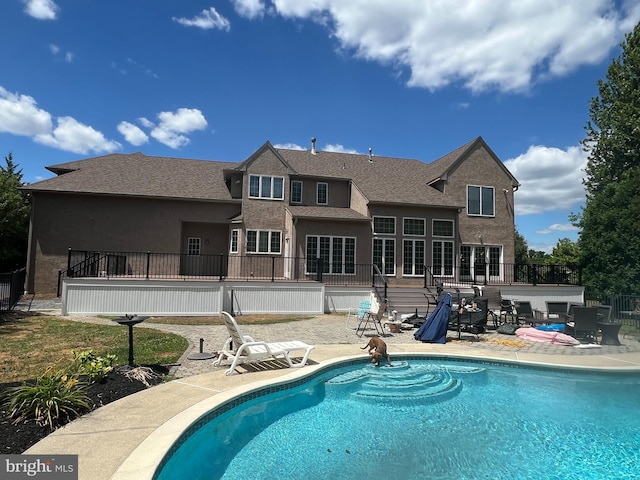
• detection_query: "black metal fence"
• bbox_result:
[585,291,640,329]
[0,268,26,312]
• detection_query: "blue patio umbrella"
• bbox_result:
[414,292,452,344]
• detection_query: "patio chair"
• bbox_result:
[498,297,517,324]
[565,306,599,342]
[213,311,315,375]
[545,301,569,320]
[345,299,371,330]
[596,304,612,322]
[356,302,388,337]
[514,301,536,326]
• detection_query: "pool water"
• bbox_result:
[155,360,640,480]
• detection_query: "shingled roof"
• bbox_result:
[24,137,516,207]
[24,152,239,202]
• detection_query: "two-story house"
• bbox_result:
[23,136,519,297]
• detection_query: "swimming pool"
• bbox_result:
[155,358,640,480]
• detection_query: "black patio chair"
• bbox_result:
[565,306,599,342]
[498,297,517,324]
[545,301,569,321]
[514,301,535,325]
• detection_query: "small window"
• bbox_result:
[187,237,201,255]
[373,216,395,235]
[403,218,425,236]
[230,229,239,253]
[248,175,284,200]
[317,182,328,205]
[246,230,281,254]
[467,185,494,216]
[291,180,303,204]
[433,220,454,237]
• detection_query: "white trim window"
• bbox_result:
[249,175,284,200]
[373,216,395,235]
[230,229,240,253]
[316,182,328,205]
[403,217,425,236]
[246,230,281,254]
[373,238,395,276]
[432,219,454,237]
[467,185,495,217]
[403,239,425,276]
[291,180,303,204]
[432,240,454,276]
[187,237,201,256]
[305,236,356,274]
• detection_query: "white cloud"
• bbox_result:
[0,87,52,136]
[150,108,208,149]
[173,7,231,31]
[264,0,640,93]
[536,223,580,235]
[117,121,149,146]
[23,0,59,20]
[273,142,304,150]
[35,116,121,154]
[138,117,154,129]
[49,43,73,62]
[323,143,359,154]
[0,86,120,154]
[232,0,266,19]
[504,144,589,216]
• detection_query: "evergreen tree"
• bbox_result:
[0,153,30,271]
[578,22,640,294]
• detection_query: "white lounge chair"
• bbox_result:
[213,311,315,376]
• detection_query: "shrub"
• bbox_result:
[3,369,90,430]
[72,349,116,383]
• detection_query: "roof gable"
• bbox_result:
[428,136,520,188]
[235,141,297,174]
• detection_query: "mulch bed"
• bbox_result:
[0,365,168,454]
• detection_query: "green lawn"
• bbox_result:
[0,313,188,382]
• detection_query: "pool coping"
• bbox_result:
[24,344,640,480]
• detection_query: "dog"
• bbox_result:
[360,336,391,366]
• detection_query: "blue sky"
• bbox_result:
[2,1,640,253]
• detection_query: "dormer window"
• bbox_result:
[249,175,284,200]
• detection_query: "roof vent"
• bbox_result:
[368,147,373,163]
[311,137,317,155]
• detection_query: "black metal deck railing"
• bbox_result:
[64,249,581,288]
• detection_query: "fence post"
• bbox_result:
[67,247,72,277]
[271,256,275,282]
[146,251,150,279]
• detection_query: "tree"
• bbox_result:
[0,152,30,271]
[577,22,640,294]
[549,238,580,267]
[514,229,529,264]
